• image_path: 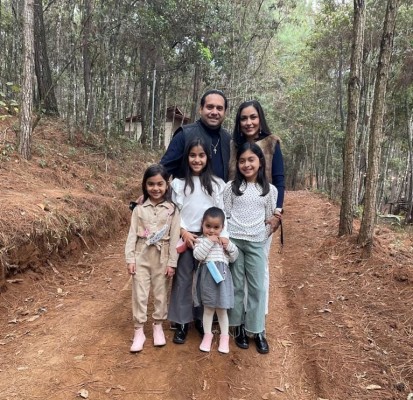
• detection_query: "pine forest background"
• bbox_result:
[1,0,413,236]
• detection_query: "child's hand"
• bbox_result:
[165,266,175,278]
[219,237,229,249]
[206,234,220,244]
[265,214,281,233]
[127,263,136,275]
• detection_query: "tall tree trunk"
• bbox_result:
[33,0,59,115]
[19,0,34,160]
[148,66,156,148]
[405,103,413,223]
[129,63,139,140]
[139,45,149,146]
[337,38,345,132]
[82,0,93,130]
[153,69,162,149]
[67,60,76,143]
[310,131,317,189]
[358,0,400,252]
[190,63,202,123]
[339,0,365,236]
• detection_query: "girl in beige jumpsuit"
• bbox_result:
[125,164,180,353]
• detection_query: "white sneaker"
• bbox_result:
[130,327,146,353]
[199,333,214,352]
[218,334,230,354]
[153,323,166,346]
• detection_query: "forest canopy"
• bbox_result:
[1,0,412,239]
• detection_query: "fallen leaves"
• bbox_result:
[262,384,291,399]
[6,279,23,284]
[26,315,40,322]
[37,203,51,212]
[105,385,126,394]
[280,340,293,347]
[78,388,89,398]
[365,384,382,390]
[313,332,326,338]
[7,306,45,325]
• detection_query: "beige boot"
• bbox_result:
[218,334,230,354]
[199,333,214,352]
[153,323,166,346]
[130,327,146,353]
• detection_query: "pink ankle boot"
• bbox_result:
[130,327,146,353]
[218,334,230,354]
[199,333,214,352]
[153,323,166,346]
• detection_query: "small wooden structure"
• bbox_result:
[125,106,190,147]
[382,196,413,224]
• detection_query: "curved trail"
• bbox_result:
[0,191,329,400]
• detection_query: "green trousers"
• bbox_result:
[228,238,266,334]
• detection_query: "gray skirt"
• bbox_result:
[193,261,234,309]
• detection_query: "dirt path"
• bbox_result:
[1,190,321,400]
[1,190,411,400]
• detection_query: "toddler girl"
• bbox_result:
[193,207,238,353]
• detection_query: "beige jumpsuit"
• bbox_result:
[125,199,180,327]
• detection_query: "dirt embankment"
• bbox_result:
[0,118,159,291]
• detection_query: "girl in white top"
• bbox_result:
[224,142,277,354]
[168,138,227,345]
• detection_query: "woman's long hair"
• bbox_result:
[232,100,271,147]
[232,142,269,197]
[181,137,217,196]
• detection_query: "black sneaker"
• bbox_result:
[234,324,249,349]
[173,323,188,344]
[254,332,269,354]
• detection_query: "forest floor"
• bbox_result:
[0,118,413,400]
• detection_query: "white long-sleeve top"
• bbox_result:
[223,181,278,242]
[171,176,228,236]
[193,236,239,265]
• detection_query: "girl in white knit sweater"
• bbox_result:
[224,142,277,354]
